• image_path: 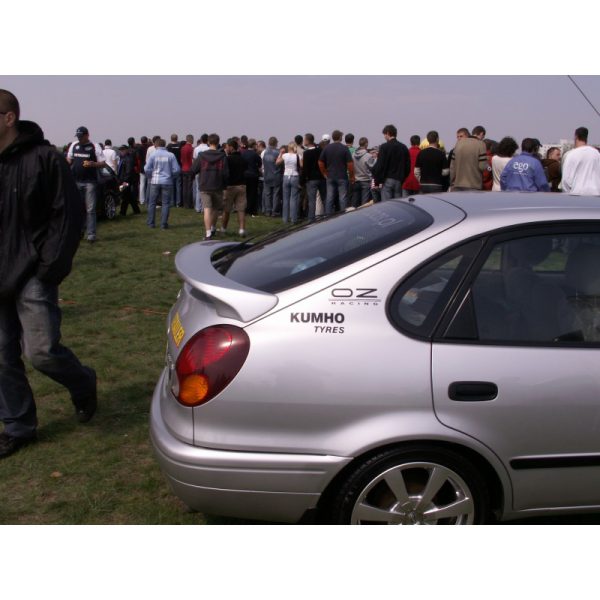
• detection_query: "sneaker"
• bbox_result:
[161,224,169,230]
[87,236,96,243]
[74,368,97,424]
[0,432,37,459]
[218,226,227,233]
[204,232,213,241]
[210,226,216,235]
[238,229,246,237]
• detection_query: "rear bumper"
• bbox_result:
[149,370,351,523]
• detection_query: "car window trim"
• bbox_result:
[386,238,485,341]
[433,220,600,348]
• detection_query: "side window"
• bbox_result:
[389,241,481,338]
[444,232,600,344]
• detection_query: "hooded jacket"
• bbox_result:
[191,149,229,191]
[0,120,84,299]
[352,148,376,182]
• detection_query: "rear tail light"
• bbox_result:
[172,325,250,407]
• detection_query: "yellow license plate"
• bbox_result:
[171,312,185,348]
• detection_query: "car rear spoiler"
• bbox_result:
[175,242,279,323]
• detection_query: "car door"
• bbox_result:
[431,224,600,512]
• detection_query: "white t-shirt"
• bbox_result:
[193,143,210,160]
[145,145,157,163]
[103,146,118,172]
[491,155,511,191]
[562,145,600,195]
[283,153,300,177]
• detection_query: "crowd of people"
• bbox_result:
[61,122,600,241]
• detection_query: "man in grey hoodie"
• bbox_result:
[352,137,376,207]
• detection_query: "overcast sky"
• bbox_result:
[3,75,600,148]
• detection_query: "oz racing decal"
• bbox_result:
[290,312,345,334]
[329,287,381,306]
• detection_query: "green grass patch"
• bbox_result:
[0,207,282,524]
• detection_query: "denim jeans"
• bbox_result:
[306,179,327,221]
[381,178,402,201]
[263,182,281,216]
[352,181,372,207]
[148,183,173,228]
[325,178,349,214]
[0,277,95,437]
[76,181,97,240]
[282,176,300,223]
[173,172,182,207]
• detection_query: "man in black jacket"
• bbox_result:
[371,124,411,201]
[118,145,141,216]
[0,90,97,459]
[191,133,229,240]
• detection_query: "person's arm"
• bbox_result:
[347,161,355,184]
[449,150,456,185]
[66,142,74,165]
[403,148,411,184]
[222,156,230,187]
[478,141,488,173]
[441,153,450,177]
[318,159,327,179]
[171,154,181,175]
[500,162,509,191]
[190,155,202,176]
[561,154,573,193]
[35,150,85,285]
[534,161,550,192]
[145,154,154,178]
[275,148,285,165]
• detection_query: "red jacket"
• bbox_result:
[402,145,421,191]
[180,142,194,172]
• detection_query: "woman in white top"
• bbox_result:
[276,142,302,224]
[492,137,518,191]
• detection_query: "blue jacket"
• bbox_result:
[145,147,180,185]
[500,153,550,192]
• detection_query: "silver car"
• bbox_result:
[150,192,600,524]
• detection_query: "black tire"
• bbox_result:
[104,191,118,220]
[329,445,490,525]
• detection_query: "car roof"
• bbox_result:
[409,191,600,224]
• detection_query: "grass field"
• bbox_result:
[0,205,281,524]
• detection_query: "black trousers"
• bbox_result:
[182,172,195,209]
[245,176,259,215]
[120,185,140,215]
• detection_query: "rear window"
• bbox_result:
[214,201,433,293]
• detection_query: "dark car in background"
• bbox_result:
[97,165,120,220]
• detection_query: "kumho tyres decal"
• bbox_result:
[289,312,346,334]
[290,312,345,323]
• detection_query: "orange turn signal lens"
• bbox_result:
[178,374,209,406]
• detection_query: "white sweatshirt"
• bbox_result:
[562,145,600,195]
